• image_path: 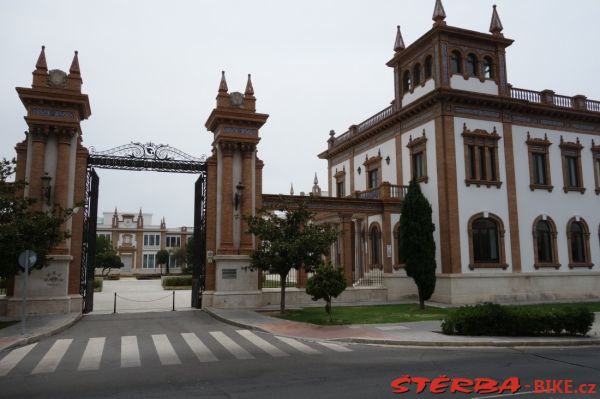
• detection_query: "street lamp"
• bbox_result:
[41,173,52,206]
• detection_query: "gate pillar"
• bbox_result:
[8,47,91,316]
[203,72,268,308]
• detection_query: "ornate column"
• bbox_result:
[240,144,255,252]
[219,142,235,253]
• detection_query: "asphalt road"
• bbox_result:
[0,311,598,399]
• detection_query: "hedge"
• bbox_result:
[94,277,103,291]
[134,274,161,280]
[162,275,192,287]
[441,303,594,336]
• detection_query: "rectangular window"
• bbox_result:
[407,133,428,183]
[478,146,487,180]
[144,234,161,247]
[144,235,149,246]
[526,134,552,191]
[412,152,424,180]
[336,180,345,197]
[166,236,181,248]
[567,156,579,187]
[560,138,584,193]
[368,169,379,189]
[468,145,476,179]
[595,157,600,194]
[142,253,156,268]
[533,153,547,185]
[462,126,501,188]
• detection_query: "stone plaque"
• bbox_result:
[222,269,237,279]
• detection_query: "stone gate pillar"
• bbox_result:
[8,47,91,316]
[202,72,268,308]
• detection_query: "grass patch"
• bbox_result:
[0,321,19,330]
[275,304,449,325]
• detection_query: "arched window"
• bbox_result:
[402,71,411,94]
[424,56,433,80]
[532,216,559,268]
[413,64,421,86]
[369,224,381,265]
[483,56,494,79]
[466,54,478,77]
[450,51,462,74]
[468,213,507,269]
[566,218,592,268]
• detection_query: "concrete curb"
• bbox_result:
[204,308,600,348]
[0,313,82,352]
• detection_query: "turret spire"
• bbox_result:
[489,5,504,36]
[290,183,294,196]
[432,0,447,27]
[69,50,80,75]
[393,25,405,52]
[35,45,47,71]
[245,73,254,96]
[219,70,228,93]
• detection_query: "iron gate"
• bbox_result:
[81,142,207,313]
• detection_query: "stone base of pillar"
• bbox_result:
[3,295,82,316]
[204,255,262,308]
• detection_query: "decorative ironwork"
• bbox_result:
[81,168,98,313]
[88,142,207,173]
[192,169,208,309]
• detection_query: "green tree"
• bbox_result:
[399,179,436,309]
[306,262,347,322]
[0,158,73,278]
[171,247,188,272]
[245,201,338,314]
[156,249,170,275]
[95,235,123,277]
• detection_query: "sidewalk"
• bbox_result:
[0,313,81,352]
[205,308,600,347]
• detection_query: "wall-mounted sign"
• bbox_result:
[222,269,237,279]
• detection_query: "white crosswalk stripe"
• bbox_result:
[209,331,254,360]
[0,343,37,376]
[181,333,217,362]
[316,341,353,352]
[274,336,320,354]
[78,337,106,371]
[121,336,141,368]
[236,330,288,358]
[32,339,73,374]
[152,334,181,365]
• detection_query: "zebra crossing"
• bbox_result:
[0,330,353,376]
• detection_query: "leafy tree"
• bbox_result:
[399,179,437,309]
[95,235,123,277]
[171,247,187,271]
[0,158,73,278]
[245,201,338,314]
[306,262,347,322]
[156,249,170,275]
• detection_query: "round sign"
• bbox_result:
[18,250,37,270]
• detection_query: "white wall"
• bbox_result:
[330,159,350,197]
[512,125,600,272]
[454,117,512,273]
[401,78,435,107]
[353,137,396,192]
[450,76,498,96]
[400,120,442,272]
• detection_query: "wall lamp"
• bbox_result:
[385,156,391,165]
[234,181,244,211]
[41,173,52,206]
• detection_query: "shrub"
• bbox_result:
[93,277,103,292]
[162,275,192,287]
[104,274,120,280]
[306,263,347,322]
[442,303,594,336]
[134,274,161,280]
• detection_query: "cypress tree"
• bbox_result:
[399,179,436,309]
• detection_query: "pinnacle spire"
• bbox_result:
[313,172,318,185]
[245,73,254,96]
[432,0,447,27]
[219,70,228,93]
[36,45,47,71]
[489,5,504,36]
[394,25,405,52]
[69,50,80,74]
[290,183,294,196]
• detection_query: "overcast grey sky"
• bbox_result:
[2,0,599,227]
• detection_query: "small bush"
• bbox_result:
[93,277,103,292]
[442,303,594,336]
[134,274,161,280]
[162,275,192,287]
[104,274,120,280]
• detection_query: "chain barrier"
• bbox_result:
[113,291,176,313]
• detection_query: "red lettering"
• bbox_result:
[564,380,573,394]
[390,376,411,394]
[552,380,564,393]
[497,377,521,394]
[587,383,597,394]
[474,378,499,394]
[411,377,431,394]
[534,380,547,394]
[450,378,474,394]
[429,375,450,394]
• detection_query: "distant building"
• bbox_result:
[96,209,192,275]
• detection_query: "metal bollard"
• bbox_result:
[172,291,175,311]
[113,292,117,314]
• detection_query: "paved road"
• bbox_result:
[0,311,598,398]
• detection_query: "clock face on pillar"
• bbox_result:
[230,92,244,106]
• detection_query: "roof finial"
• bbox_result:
[432,0,447,27]
[139,207,142,216]
[219,70,228,93]
[114,207,118,215]
[489,5,504,37]
[245,73,254,96]
[394,25,405,52]
[312,173,322,197]
[36,45,47,71]
[313,172,319,185]
[290,183,294,196]
[69,50,80,75]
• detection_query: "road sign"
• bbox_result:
[18,250,37,270]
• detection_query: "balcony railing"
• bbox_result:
[510,86,600,113]
[356,183,408,201]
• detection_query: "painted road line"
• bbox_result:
[236,330,288,358]
[152,334,181,365]
[120,336,141,368]
[181,333,218,362]
[31,339,73,374]
[78,337,106,371]
[209,331,254,360]
[316,341,353,352]
[275,336,320,354]
[0,343,37,376]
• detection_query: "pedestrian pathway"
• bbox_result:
[0,329,354,377]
